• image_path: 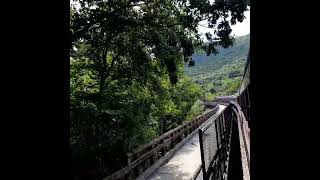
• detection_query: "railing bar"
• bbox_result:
[198,129,207,179]
[215,119,220,147]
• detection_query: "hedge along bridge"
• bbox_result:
[96,51,251,180]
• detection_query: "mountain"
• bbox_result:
[184,34,250,98]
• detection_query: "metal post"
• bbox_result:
[127,153,133,179]
[215,120,220,147]
[198,129,207,179]
[219,116,223,142]
[222,113,225,135]
[246,87,250,123]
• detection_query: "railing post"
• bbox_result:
[198,129,207,180]
[127,153,133,180]
[219,116,224,142]
[244,90,249,121]
[152,144,157,163]
[222,112,226,135]
[160,139,166,156]
[127,153,132,165]
[245,87,250,123]
[215,119,220,147]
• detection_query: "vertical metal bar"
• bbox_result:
[246,89,249,121]
[219,116,223,142]
[127,153,133,179]
[222,112,225,135]
[246,87,250,122]
[198,129,207,179]
[241,92,244,111]
[227,106,231,128]
[221,120,226,178]
[219,115,223,142]
[221,147,224,180]
[243,90,246,120]
[215,119,220,147]
[246,86,250,108]
[218,115,222,142]
[218,154,222,180]
[248,85,251,127]
[225,108,229,131]
[241,91,245,117]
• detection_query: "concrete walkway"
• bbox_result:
[147,105,227,180]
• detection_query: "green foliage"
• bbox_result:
[70,0,249,177]
[70,47,204,174]
[186,100,205,121]
[205,92,216,101]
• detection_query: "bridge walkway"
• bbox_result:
[147,105,227,180]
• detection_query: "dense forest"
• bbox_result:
[70,0,249,178]
[186,34,250,101]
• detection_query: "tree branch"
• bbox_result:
[198,24,216,29]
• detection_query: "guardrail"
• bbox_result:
[236,85,250,173]
[237,79,250,128]
[195,104,236,180]
[103,106,220,180]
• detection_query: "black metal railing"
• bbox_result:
[195,104,236,180]
[237,84,251,128]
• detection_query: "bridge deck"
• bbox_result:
[147,105,227,180]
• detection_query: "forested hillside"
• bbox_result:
[185,34,250,100]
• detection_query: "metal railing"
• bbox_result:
[236,84,250,128]
[195,104,236,180]
[236,84,250,172]
[103,106,220,180]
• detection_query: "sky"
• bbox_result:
[197,9,250,39]
[230,9,250,36]
[204,0,250,37]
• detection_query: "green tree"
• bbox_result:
[70,0,249,177]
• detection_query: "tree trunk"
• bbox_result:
[98,50,118,96]
[99,71,106,96]
[98,48,108,96]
